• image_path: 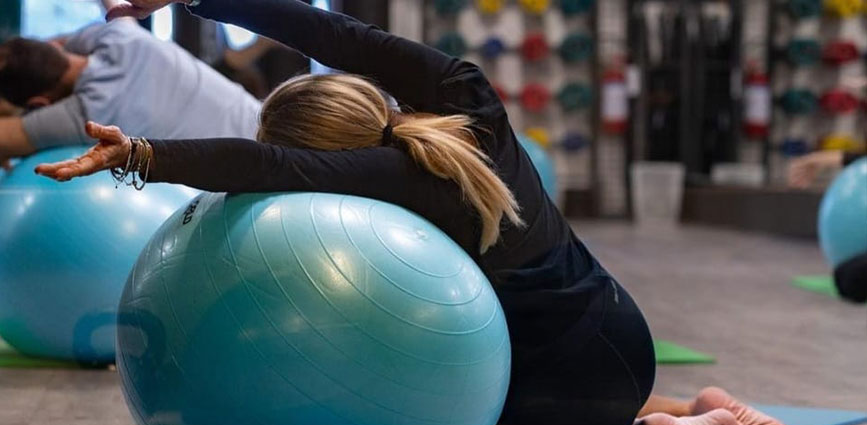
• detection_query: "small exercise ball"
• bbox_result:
[117,192,511,425]
[818,158,867,267]
[518,135,558,199]
[0,147,198,364]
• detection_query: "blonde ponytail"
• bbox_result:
[258,73,523,253]
[390,115,523,252]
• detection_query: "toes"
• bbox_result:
[636,413,678,425]
[704,408,743,425]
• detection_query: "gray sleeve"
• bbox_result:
[21,96,90,149]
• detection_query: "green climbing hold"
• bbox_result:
[560,32,594,63]
[435,0,468,15]
[787,39,821,66]
[557,82,593,111]
[788,0,822,18]
[435,32,468,57]
[780,89,818,115]
[561,0,595,16]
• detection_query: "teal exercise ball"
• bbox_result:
[117,192,511,425]
[0,147,198,364]
[819,158,867,267]
[518,135,558,199]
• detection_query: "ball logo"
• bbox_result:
[182,199,200,225]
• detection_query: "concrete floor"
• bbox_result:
[1,221,865,425]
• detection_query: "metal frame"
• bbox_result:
[625,0,745,181]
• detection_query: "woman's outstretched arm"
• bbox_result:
[35,122,419,200]
[108,0,507,145]
[187,0,472,113]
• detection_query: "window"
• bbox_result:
[21,0,103,39]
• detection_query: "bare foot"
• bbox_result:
[638,409,743,425]
[691,387,783,425]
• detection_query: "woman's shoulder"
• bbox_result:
[437,62,507,123]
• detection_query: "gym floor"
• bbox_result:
[1,221,865,425]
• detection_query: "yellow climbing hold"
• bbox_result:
[821,134,862,151]
[525,127,552,148]
[825,0,864,18]
[519,0,550,15]
[476,0,505,14]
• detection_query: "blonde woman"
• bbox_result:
[37,1,781,424]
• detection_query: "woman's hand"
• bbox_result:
[35,122,131,182]
[787,150,845,189]
[106,0,183,21]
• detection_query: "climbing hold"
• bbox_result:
[561,0,595,16]
[520,83,551,112]
[522,33,550,62]
[476,0,505,14]
[557,82,593,111]
[821,134,862,151]
[820,89,859,114]
[481,37,507,60]
[780,89,818,115]
[434,0,468,16]
[519,0,550,15]
[435,32,468,57]
[787,39,822,66]
[525,127,551,148]
[780,139,809,157]
[822,40,860,65]
[561,132,589,152]
[824,0,864,18]
[788,0,822,17]
[560,32,594,63]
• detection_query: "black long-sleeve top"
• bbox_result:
[148,0,612,350]
[843,152,865,166]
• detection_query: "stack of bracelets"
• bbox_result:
[111,136,153,190]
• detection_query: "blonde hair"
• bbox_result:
[258,73,523,252]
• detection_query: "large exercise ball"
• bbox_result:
[117,192,511,425]
[0,147,198,364]
[818,158,867,267]
[518,135,558,199]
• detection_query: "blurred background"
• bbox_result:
[2,0,864,234]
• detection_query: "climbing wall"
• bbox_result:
[423,0,598,202]
[768,0,867,184]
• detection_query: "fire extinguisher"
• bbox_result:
[601,66,628,135]
[743,68,771,139]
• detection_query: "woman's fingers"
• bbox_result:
[35,158,82,176]
[35,154,105,181]
[85,121,125,143]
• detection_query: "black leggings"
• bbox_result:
[835,253,867,303]
[499,280,656,425]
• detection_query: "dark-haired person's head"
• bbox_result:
[0,37,71,109]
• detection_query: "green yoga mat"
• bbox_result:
[791,275,839,298]
[0,338,81,369]
[654,340,716,365]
